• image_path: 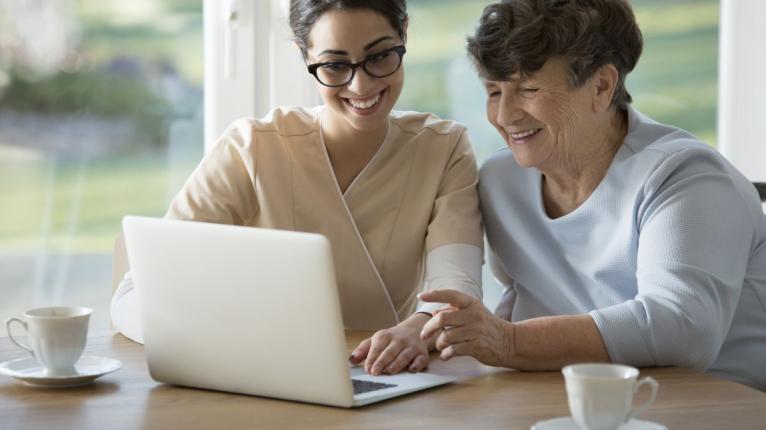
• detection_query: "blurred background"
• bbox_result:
[0,0,719,329]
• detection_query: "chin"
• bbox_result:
[346,116,389,132]
[343,104,393,132]
[509,150,540,169]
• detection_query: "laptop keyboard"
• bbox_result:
[351,379,398,395]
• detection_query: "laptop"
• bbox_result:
[121,216,457,407]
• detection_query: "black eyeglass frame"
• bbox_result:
[306,45,407,88]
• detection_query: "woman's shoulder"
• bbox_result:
[220,106,321,144]
[623,107,718,163]
[623,108,761,212]
[618,108,730,183]
[389,110,467,138]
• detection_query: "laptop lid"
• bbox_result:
[122,216,355,407]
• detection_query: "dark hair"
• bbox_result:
[467,0,643,111]
[289,0,408,58]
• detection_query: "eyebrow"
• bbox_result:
[316,36,394,58]
[483,76,525,86]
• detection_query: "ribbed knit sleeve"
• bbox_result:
[590,147,754,369]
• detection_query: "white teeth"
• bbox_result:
[510,128,540,139]
[348,93,381,110]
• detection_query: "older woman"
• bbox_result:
[420,0,766,390]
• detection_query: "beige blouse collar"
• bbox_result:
[316,106,399,324]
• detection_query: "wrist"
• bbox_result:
[502,320,517,367]
[403,313,435,350]
[403,312,431,329]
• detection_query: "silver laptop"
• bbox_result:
[121,216,457,407]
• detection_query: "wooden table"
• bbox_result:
[1,332,765,430]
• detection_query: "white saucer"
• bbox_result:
[532,417,667,430]
[0,355,122,388]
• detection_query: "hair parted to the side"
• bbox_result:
[289,0,408,58]
[467,0,643,111]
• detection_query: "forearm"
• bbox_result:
[505,314,609,370]
[417,243,483,315]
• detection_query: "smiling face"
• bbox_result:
[484,58,611,172]
[305,9,405,134]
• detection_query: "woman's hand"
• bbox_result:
[349,313,432,375]
[419,289,514,367]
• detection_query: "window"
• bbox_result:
[629,0,719,146]
[718,0,766,184]
[0,1,203,329]
[204,0,317,151]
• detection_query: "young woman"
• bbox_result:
[111,0,483,376]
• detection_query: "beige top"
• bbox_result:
[165,106,483,330]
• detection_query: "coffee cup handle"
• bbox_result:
[5,318,34,356]
[628,376,659,420]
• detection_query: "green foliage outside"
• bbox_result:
[0,153,177,253]
[0,69,170,145]
[0,0,202,253]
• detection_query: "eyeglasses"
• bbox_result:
[307,45,406,88]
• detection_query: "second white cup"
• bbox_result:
[562,363,658,430]
[5,306,92,376]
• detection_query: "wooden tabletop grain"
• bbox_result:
[1,331,765,430]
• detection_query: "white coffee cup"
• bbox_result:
[5,306,92,376]
[562,363,658,430]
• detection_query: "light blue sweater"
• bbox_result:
[480,106,766,390]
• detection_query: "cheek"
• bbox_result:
[316,85,340,105]
[386,70,405,96]
[556,104,581,136]
[485,102,507,138]
[486,101,498,125]
[536,94,579,133]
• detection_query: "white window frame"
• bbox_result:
[203,0,319,152]
[718,0,766,183]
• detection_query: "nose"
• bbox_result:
[495,93,525,127]
[346,67,377,95]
